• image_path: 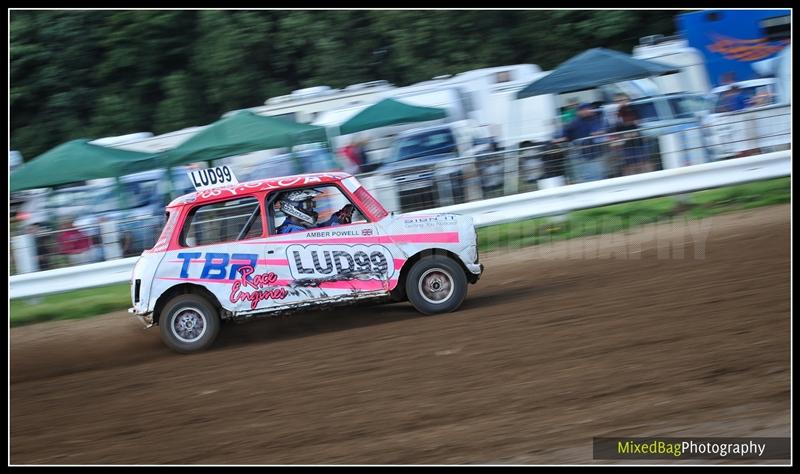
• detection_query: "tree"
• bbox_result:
[10,10,681,160]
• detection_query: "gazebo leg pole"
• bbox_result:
[504,100,520,196]
[326,126,340,172]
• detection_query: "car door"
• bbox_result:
[173,194,282,315]
[263,184,394,306]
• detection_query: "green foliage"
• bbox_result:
[10,283,132,327]
[10,10,679,159]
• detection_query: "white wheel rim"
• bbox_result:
[170,307,208,343]
[418,268,455,305]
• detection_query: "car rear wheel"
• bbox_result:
[406,255,467,315]
[159,294,220,353]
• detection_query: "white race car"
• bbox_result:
[130,168,483,353]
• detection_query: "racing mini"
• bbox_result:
[130,170,483,353]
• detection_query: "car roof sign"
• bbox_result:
[188,165,239,192]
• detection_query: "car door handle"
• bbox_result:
[267,250,275,255]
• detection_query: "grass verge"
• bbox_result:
[11,283,132,327]
[11,177,790,327]
[478,177,790,252]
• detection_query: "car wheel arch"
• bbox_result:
[153,283,222,326]
[392,248,471,301]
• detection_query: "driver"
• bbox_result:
[276,189,355,234]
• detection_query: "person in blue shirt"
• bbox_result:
[276,189,354,234]
[560,103,609,182]
[563,103,608,142]
[719,85,747,112]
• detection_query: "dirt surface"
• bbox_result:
[10,205,791,465]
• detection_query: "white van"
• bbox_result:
[388,83,470,122]
[632,36,712,94]
[312,80,470,166]
[481,75,557,147]
[312,101,448,167]
[438,64,558,147]
[93,128,207,153]
[703,78,791,160]
[225,81,396,124]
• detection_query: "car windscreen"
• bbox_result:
[90,180,162,212]
[630,101,659,122]
[390,129,457,162]
[55,180,163,214]
[668,95,711,119]
[120,180,161,209]
[713,87,760,112]
[297,148,338,173]
[46,187,109,210]
[171,172,195,196]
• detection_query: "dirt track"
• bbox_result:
[10,205,791,464]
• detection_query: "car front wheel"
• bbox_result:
[406,255,467,315]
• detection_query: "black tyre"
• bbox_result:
[159,294,221,353]
[405,255,467,315]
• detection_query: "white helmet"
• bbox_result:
[279,189,321,227]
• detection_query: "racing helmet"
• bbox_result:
[279,189,321,227]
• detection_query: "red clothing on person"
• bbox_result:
[57,228,92,255]
[340,145,362,167]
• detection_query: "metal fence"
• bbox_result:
[9,107,791,276]
[360,107,791,214]
[11,215,166,274]
[11,151,791,299]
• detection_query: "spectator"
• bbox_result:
[748,87,773,108]
[562,103,609,182]
[354,138,370,169]
[613,94,639,131]
[56,217,95,265]
[518,140,543,191]
[92,216,109,261]
[563,103,608,141]
[27,222,52,271]
[612,93,650,176]
[339,137,369,174]
[560,98,579,125]
[718,84,747,112]
[338,142,357,174]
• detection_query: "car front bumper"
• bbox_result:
[466,262,484,283]
[128,307,154,328]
